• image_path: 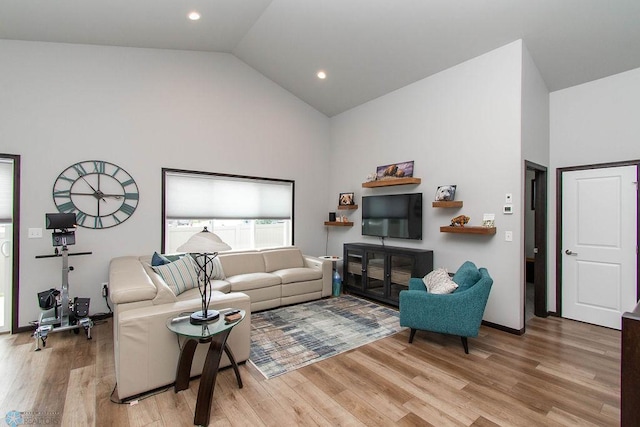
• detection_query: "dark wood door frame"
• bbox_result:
[525,161,548,320]
[0,154,20,334]
[555,159,640,317]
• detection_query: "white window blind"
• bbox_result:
[0,160,13,224]
[165,171,293,220]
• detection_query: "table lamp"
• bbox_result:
[177,227,231,324]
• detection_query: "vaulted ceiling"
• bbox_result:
[1,0,639,116]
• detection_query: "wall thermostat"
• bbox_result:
[503,204,513,214]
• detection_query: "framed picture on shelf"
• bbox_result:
[376,161,414,180]
[339,192,355,206]
[435,185,457,201]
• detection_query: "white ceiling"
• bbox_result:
[1,0,639,116]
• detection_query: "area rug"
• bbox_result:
[249,294,404,379]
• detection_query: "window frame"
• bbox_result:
[161,168,295,252]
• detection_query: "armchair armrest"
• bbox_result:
[408,277,426,291]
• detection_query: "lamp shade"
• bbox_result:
[176,227,231,253]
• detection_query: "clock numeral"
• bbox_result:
[57,201,76,213]
[92,161,105,174]
[72,163,87,177]
[94,217,103,229]
[112,214,122,225]
[58,174,75,183]
[109,166,121,178]
[76,211,87,226]
[119,203,136,216]
[124,192,139,200]
[53,189,71,198]
[121,178,136,187]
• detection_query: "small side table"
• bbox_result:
[166,309,245,427]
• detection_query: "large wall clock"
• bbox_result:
[52,160,139,229]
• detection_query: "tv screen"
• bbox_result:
[362,193,422,240]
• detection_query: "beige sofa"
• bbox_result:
[109,246,331,400]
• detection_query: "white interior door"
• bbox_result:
[562,165,637,330]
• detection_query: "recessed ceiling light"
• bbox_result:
[317,70,327,79]
[188,11,201,21]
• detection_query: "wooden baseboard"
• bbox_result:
[481,320,525,335]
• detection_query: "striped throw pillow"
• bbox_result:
[152,256,200,296]
[190,254,226,280]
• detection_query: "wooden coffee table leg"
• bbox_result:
[193,329,231,427]
[175,339,198,392]
[224,343,243,389]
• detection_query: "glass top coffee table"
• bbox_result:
[166,309,245,427]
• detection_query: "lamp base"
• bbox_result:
[189,309,220,325]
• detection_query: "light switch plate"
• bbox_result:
[28,228,43,238]
[505,231,513,242]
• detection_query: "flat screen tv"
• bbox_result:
[362,193,422,240]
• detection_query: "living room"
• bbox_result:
[0,1,639,425]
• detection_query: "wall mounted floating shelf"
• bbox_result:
[440,226,496,235]
[362,177,421,188]
[337,205,358,210]
[432,201,463,208]
[324,221,354,227]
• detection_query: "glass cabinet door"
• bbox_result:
[388,253,414,303]
[364,251,386,299]
[344,249,364,291]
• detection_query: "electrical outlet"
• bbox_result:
[505,231,513,242]
[101,283,109,298]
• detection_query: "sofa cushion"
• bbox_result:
[273,267,323,284]
[151,252,182,266]
[190,254,226,280]
[141,261,178,305]
[227,272,281,291]
[423,268,458,294]
[152,256,199,296]
[262,247,305,272]
[151,252,170,266]
[109,256,158,304]
[453,261,481,293]
[219,252,266,277]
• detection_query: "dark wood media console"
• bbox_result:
[343,243,433,307]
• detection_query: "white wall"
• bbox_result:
[521,43,550,314]
[0,40,331,328]
[521,45,550,168]
[548,67,640,311]
[329,41,526,330]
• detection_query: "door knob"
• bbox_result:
[565,249,578,255]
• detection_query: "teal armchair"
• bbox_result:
[399,261,493,353]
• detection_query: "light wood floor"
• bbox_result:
[0,315,620,426]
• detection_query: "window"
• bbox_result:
[162,169,294,253]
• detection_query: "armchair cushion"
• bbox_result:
[422,268,458,294]
[452,261,482,293]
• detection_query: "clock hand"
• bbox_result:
[101,193,123,200]
[79,175,108,202]
[80,175,99,193]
